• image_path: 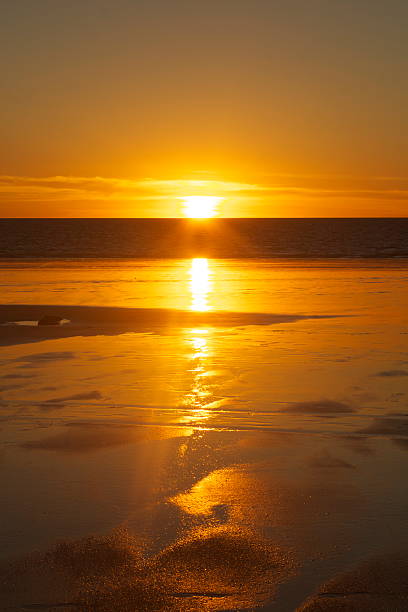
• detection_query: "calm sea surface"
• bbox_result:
[1,218,408,258]
[1,221,408,610]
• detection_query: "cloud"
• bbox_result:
[0,174,408,204]
[0,175,267,202]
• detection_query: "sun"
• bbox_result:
[181,195,222,218]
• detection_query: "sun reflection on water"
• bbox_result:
[189,258,211,312]
[181,259,225,426]
[183,328,212,423]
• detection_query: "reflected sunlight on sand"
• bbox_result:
[1,258,408,611]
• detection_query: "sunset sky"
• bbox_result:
[1,0,407,217]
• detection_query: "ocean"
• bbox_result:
[1,217,408,258]
[1,219,408,610]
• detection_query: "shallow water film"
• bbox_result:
[1,258,408,611]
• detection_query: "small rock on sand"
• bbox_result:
[38,315,64,326]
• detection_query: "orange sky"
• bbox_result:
[1,1,407,217]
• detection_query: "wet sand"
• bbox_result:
[0,527,294,611]
[296,552,408,611]
[0,303,335,347]
[1,259,408,610]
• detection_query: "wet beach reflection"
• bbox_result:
[1,259,408,610]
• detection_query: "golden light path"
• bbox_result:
[189,257,212,312]
[181,195,223,218]
[182,258,219,425]
[184,328,212,422]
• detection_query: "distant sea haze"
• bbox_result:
[1,218,408,259]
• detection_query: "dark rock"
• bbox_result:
[38,315,63,326]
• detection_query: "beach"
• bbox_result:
[2,0,408,606]
[0,257,408,610]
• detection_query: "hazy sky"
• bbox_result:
[1,0,407,217]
